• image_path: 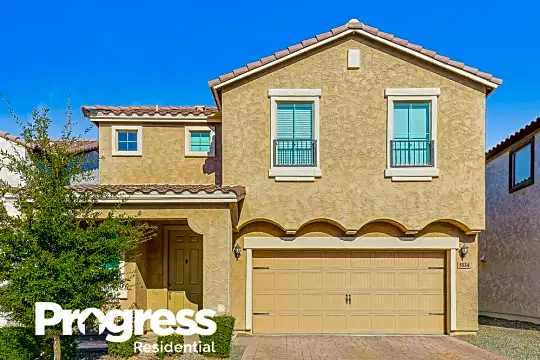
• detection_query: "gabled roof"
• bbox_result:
[82,105,218,118]
[209,19,502,106]
[486,117,540,161]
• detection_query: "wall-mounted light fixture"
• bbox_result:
[234,243,242,260]
[459,244,469,259]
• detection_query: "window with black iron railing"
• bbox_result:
[390,139,434,167]
[273,139,317,167]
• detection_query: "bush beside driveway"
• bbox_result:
[456,316,540,360]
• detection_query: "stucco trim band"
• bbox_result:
[244,236,458,332]
[243,236,458,249]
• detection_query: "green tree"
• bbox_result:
[0,102,152,359]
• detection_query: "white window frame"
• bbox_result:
[184,126,216,157]
[268,89,322,181]
[112,125,143,156]
[384,88,440,181]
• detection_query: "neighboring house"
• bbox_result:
[0,130,99,325]
[481,117,540,324]
[78,18,501,335]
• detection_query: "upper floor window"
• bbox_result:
[275,103,315,167]
[385,88,440,181]
[268,89,322,181]
[392,103,432,167]
[112,126,142,156]
[509,138,534,192]
[185,126,215,157]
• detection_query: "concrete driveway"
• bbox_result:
[236,335,504,360]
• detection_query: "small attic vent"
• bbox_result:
[348,49,360,69]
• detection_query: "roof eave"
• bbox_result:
[209,28,501,98]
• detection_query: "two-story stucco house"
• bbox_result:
[480,117,540,324]
[77,19,501,335]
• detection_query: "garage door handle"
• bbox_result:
[345,294,351,305]
[253,266,270,269]
[253,312,270,315]
[429,312,444,315]
[428,266,444,269]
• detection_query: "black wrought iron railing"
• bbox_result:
[390,140,434,167]
[273,139,317,167]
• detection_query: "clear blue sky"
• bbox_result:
[0,1,538,149]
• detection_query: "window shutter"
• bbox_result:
[277,103,295,139]
[293,103,313,140]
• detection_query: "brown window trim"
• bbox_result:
[509,136,534,193]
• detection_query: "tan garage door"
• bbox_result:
[252,250,446,334]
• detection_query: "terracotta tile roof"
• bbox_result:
[0,130,98,154]
[486,117,540,161]
[0,130,28,147]
[67,184,246,198]
[209,19,502,89]
[82,105,218,118]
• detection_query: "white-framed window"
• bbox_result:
[384,88,440,181]
[112,126,143,156]
[185,126,215,157]
[268,89,322,182]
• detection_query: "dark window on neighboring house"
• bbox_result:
[509,137,534,192]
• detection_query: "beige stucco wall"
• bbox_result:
[221,35,486,232]
[98,123,221,184]
[101,205,232,313]
[480,134,540,320]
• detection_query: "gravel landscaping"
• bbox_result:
[456,316,540,360]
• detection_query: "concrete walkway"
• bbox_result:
[236,335,505,360]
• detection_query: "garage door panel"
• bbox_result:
[274,272,299,290]
[422,251,445,267]
[299,272,323,289]
[419,294,445,312]
[372,272,396,289]
[373,252,396,267]
[420,315,445,334]
[300,294,323,310]
[299,315,323,332]
[372,315,397,333]
[323,315,348,333]
[396,272,419,289]
[397,315,420,333]
[324,251,348,267]
[349,272,371,289]
[420,271,444,290]
[252,250,446,334]
[253,272,275,291]
[346,315,372,332]
[396,294,419,310]
[253,294,275,311]
[349,293,371,310]
[323,293,348,310]
[322,272,347,289]
[371,293,396,311]
[348,251,372,268]
[395,251,421,268]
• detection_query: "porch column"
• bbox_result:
[189,208,232,314]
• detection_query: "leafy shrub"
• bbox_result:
[156,333,184,359]
[107,334,139,358]
[199,314,235,358]
[0,326,40,360]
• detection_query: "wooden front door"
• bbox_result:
[168,229,203,312]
